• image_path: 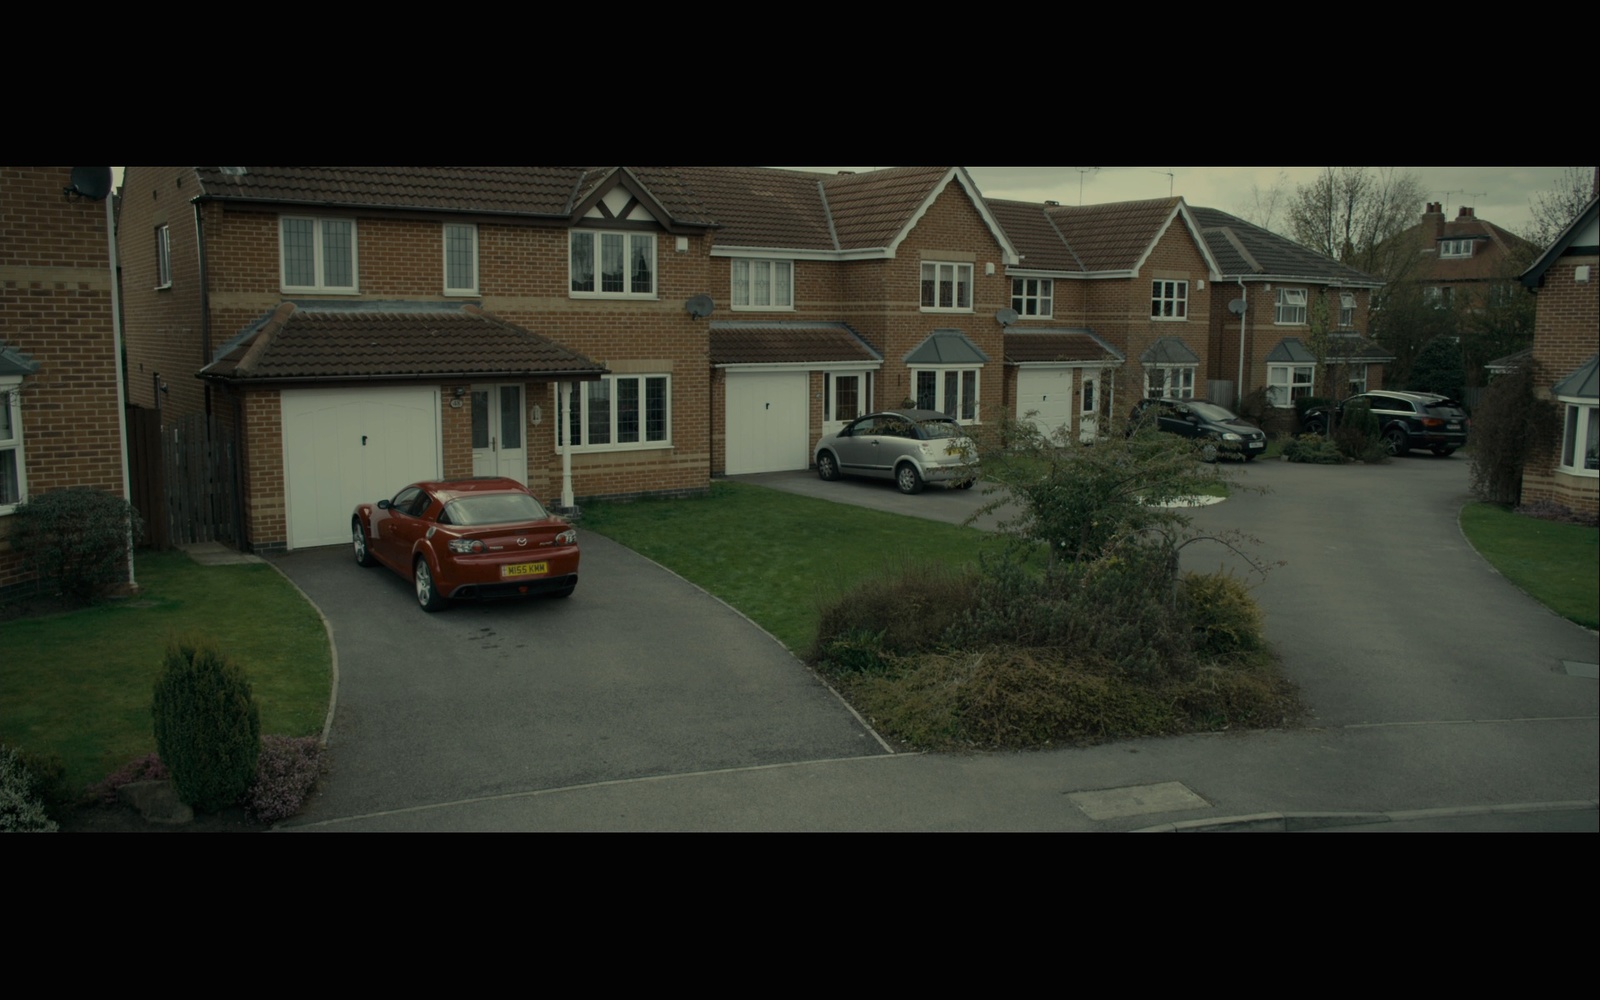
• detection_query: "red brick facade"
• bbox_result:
[0,167,128,591]
[1521,251,1599,513]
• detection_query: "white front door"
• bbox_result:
[1079,369,1100,442]
[471,383,527,483]
[824,371,871,437]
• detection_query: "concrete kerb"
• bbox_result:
[261,557,340,748]
[1134,800,1600,833]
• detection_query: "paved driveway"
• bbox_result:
[272,532,885,826]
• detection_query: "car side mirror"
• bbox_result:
[377,500,392,510]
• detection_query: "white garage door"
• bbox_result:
[725,372,810,475]
[1015,368,1076,438]
[281,387,442,549]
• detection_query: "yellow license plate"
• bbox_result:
[501,561,548,579]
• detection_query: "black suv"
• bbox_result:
[1128,398,1267,461]
[1302,391,1469,456]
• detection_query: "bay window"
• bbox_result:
[913,367,979,422]
[558,374,670,450]
[1267,364,1315,407]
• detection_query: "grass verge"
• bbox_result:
[581,481,994,651]
[0,551,331,792]
[1459,503,1599,630]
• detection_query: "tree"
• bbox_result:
[1287,167,1428,280]
[1370,282,1459,388]
[1237,170,1292,234]
[1408,335,1466,399]
[1523,167,1597,249]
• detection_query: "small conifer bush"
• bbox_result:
[151,637,261,813]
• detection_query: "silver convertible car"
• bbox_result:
[813,409,978,494]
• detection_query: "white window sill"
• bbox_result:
[1151,316,1189,322]
[730,305,796,312]
[569,292,658,301]
[444,288,479,298]
[282,286,360,295]
[920,308,974,314]
[154,283,172,292]
[1556,466,1599,478]
[559,441,673,455]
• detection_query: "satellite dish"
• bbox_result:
[1228,298,1248,316]
[65,167,112,201]
[995,307,1019,327]
[684,294,714,319]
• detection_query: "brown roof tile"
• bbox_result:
[1047,198,1182,272]
[821,167,953,250]
[201,303,604,384]
[986,199,1083,272]
[1004,329,1123,364]
[675,167,838,250]
[710,321,880,366]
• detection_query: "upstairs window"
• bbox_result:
[1440,238,1474,258]
[731,259,793,309]
[570,230,656,298]
[1339,292,1356,328]
[1011,277,1052,317]
[155,225,171,289]
[1425,286,1454,309]
[1275,287,1307,325]
[1151,280,1188,320]
[281,217,357,292]
[444,224,478,295]
[921,262,972,311]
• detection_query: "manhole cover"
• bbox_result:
[1068,781,1210,820]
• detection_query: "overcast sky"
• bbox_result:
[783,166,1580,237]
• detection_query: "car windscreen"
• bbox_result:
[917,419,965,439]
[1186,402,1240,422]
[1424,400,1465,418]
[441,493,549,526]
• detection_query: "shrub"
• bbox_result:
[1283,434,1344,464]
[89,753,170,805]
[1408,335,1466,400]
[1180,571,1266,658]
[1470,366,1560,505]
[7,488,142,602]
[247,735,323,824]
[0,744,59,833]
[1331,402,1387,462]
[1235,387,1272,430]
[151,637,261,813]
[812,561,976,662]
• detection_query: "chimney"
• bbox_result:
[1457,206,1475,220]
[1423,201,1445,241]
[1045,200,1059,207]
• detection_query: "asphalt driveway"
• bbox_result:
[272,531,885,826]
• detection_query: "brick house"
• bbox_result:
[1189,206,1388,427]
[0,167,131,593]
[1518,194,1599,513]
[1394,202,1537,312]
[117,167,721,553]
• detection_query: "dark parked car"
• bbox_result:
[1302,391,1469,456]
[1128,398,1267,461]
[814,409,978,494]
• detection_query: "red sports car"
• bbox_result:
[352,478,579,612]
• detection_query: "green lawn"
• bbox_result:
[582,481,996,651]
[1459,503,1599,629]
[0,551,331,792]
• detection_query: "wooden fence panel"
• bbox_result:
[124,405,168,549]
[160,414,238,546]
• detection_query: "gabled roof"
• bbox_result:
[709,321,881,366]
[986,199,1085,272]
[200,301,605,385]
[1521,195,1600,288]
[904,330,989,365]
[675,167,839,251]
[1003,328,1123,365]
[987,197,1223,278]
[1142,337,1201,365]
[1189,206,1382,286]
[0,340,40,377]
[191,166,718,231]
[1552,353,1599,401]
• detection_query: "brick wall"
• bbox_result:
[1522,252,1600,512]
[0,167,127,590]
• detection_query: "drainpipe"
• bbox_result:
[559,381,574,511]
[1236,276,1248,409]
[106,194,136,591]
[193,199,212,419]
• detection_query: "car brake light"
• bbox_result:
[448,539,484,554]
[1421,417,1444,428]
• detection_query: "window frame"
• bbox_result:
[920,262,973,312]
[730,258,794,311]
[1011,277,1053,318]
[0,378,25,515]
[443,223,478,296]
[569,229,657,299]
[1275,287,1307,325]
[1151,280,1188,320]
[911,366,980,424]
[1144,364,1196,399]
[1266,364,1315,407]
[1339,292,1356,328]
[280,216,358,294]
[1347,363,1369,395]
[155,224,172,290]
[1559,401,1599,476]
[1439,238,1474,258]
[556,373,671,452]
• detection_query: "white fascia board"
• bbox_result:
[1234,275,1385,289]
[1012,359,1122,368]
[718,361,881,372]
[710,245,892,261]
[883,168,1022,266]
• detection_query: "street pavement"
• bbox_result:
[272,455,1598,831]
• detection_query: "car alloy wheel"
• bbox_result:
[896,462,924,495]
[415,557,446,612]
[1384,427,1409,456]
[353,519,376,567]
[817,451,840,481]
[1200,442,1219,463]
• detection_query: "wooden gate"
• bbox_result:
[126,407,239,547]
